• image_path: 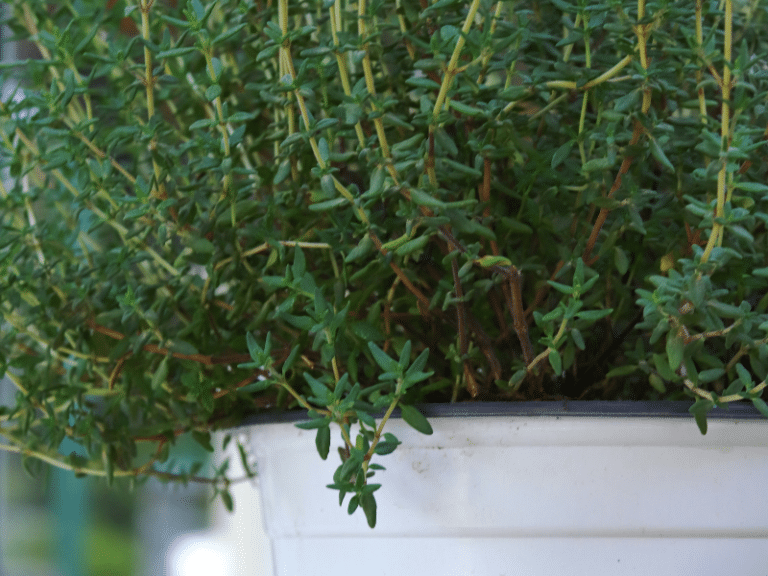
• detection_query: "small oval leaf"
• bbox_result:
[400,404,433,435]
[315,426,330,460]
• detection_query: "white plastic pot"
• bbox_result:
[242,402,768,575]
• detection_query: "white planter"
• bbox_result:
[243,402,768,575]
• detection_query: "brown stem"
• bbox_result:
[451,257,477,396]
[582,120,642,265]
[86,317,253,366]
[506,268,534,367]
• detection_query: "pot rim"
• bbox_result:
[236,400,765,427]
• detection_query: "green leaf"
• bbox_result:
[273,159,291,185]
[423,0,463,13]
[573,257,585,286]
[191,0,205,19]
[237,443,256,478]
[409,187,445,208]
[407,348,430,377]
[582,156,615,173]
[344,234,374,263]
[125,205,150,220]
[213,22,248,45]
[333,372,350,398]
[649,137,674,173]
[735,363,754,391]
[192,430,214,452]
[653,353,677,381]
[576,309,613,321]
[406,76,441,90]
[477,255,512,268]
[395,234,430,256]
[551,140,574,169]
[233,377,273,393]
[649,373,667,393]
[733,181,768,193]
[361,491,377,528]
[189,118,215,130]
[295,417,330,430]
[571,328,585,350]
[751,397,768,418]
[374,433,401,455]
[309,197,347,211]
[221,490,234,512]
[688,399,714,435]
[542,307,563,322]
[614,89,639,112]
[246,332,263,362]
[337,453,362,483]
[282,344,300,375]
[355,408,375,427]
[228,111,257,123]
[398,340,413,369]
[304,373,333,405]
[605,364,637,379]
[205,84,222,101]
[318,137,330,163]
[367,341,399,373]
[151,356,169,390]
[189,236,215,254]
[548,280,574,295]
[156,46,197,58]
[400,404,433,435]
[510,370,526,387]
[556,29,582,47]
[292,246,306,278]
[315,426,330,460]
[548,349,562,374]
[347,495,359,515]
[666,329,684,371]
[707,301,742,317]
[698,368,725,383]
[135,174,151,198]
[449,100,483,116]
[591,197,624,209]
[614,247,629,275]
[373,441,399,455]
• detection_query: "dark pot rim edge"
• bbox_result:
[235,400,765,427]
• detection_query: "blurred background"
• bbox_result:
[0,8,272,576]
[1,371,272,576]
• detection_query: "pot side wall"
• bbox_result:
[246,416,768,575]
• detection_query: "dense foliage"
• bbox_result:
[1,0,767,526]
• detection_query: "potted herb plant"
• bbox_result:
[2,0,768,572]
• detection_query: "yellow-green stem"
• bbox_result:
[477,2,504,85]
[204,51,233,199]
[432,0,482,121]
[277,0,370,226]
[330,2,366,147]
[358,0,396,181]
[701,0,732,264]
[361,394,401,474]
[695,0,708,127]
[428,0,482,186]
[578,94,589,165]
[539,54,633,93]
[139,1,166,199]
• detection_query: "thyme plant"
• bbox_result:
[1,0,768,527]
